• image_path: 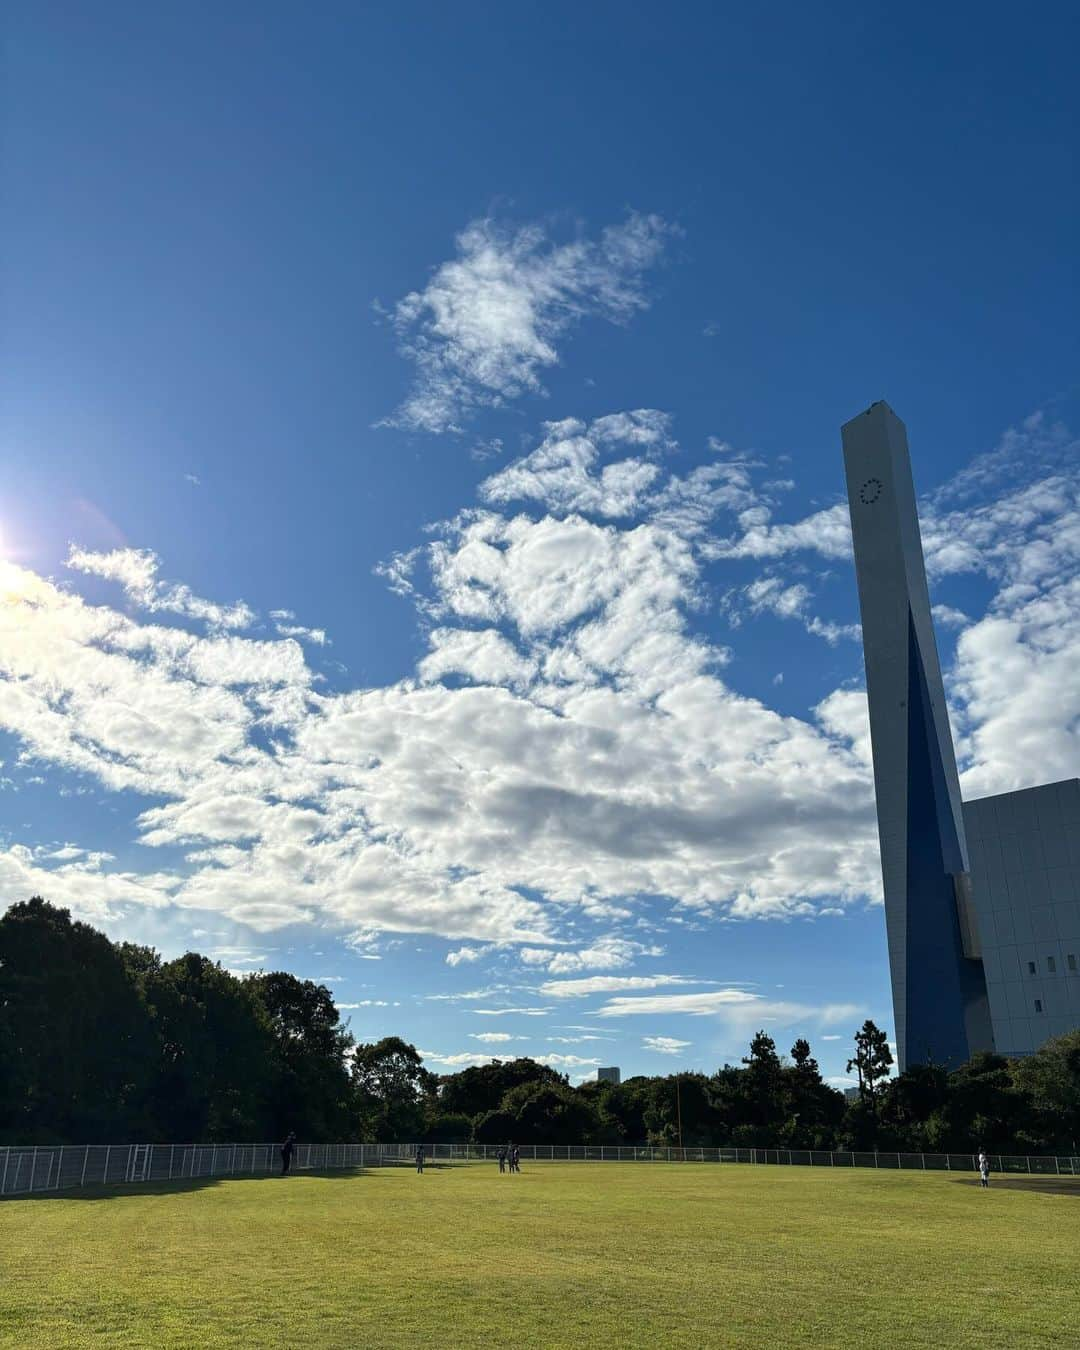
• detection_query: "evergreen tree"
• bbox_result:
[846,1020,893,1118]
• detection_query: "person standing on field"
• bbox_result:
[977,1151,990,1188]
[280,1132,296,1176]
[511,1145,521,1173]
[497,1147,506,1173]
[415,1144,425,1174]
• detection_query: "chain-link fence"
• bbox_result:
[3,1140,1078,1198]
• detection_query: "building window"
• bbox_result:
[1034,999,1043,1013]
[1069,954,1077,973]
[1047,956,1056,973]
[1027,961,1037,975]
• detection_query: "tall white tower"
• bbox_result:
[842,402,992,1069]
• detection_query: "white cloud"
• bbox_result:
[274,622,328,646]
[425,986,508,1001]
[209,946,268,964]
[532,1053,603,1069]
[418,1049,497,1069]
[0,501,883,940]
[595,990,861,1037]
[643,1035,691,1055]
[481,413,668,519]
[383,213,674,432]
[66,546,255,630]
[469,1032,519,1043]
[737,576,860,645]
[420,1046,600,1071]
[445,945,487,967]
[472,1007,553,1017]
[709,503,853,562]
[814,689,872,772]
[419,628,536,688]
[931,604,970,629]
[540,975,710,999]
[519,937,663,975]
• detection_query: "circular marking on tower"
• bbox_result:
[859,477,883,505]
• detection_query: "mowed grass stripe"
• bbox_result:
[1,1162,1076,1348]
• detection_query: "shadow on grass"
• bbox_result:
[1,1161,454,1203]
[950,1175,1080,1197]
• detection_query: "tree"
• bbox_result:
[642,1073,715,1146]
[423,1111,474,1143]
[1011,1030,1080,1153]
[0,898,155,1143]
[352,1038,435,1141]
[139,953,273,1141]
[437,1058,563,1121]
[573,1080,624,1143]
[489,1081,601,1145]
[727,1031,788,1143]
[846,1020,893,1118]
[250,973,354,1141]
[875,1062,949,1151]
[784,1039,845,1148]
[595,1076,654,1144]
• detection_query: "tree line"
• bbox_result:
[2,899,1078,1154]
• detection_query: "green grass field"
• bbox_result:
[1,1161,1077,1348]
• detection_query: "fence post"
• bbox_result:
[1026,1156,1031,1173]
[30,1147,38,1192]
[1,1147,9,1196]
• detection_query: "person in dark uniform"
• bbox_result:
[511,1145,521,1173]
[280,1132,296,1176]
[415,1144,425,1174]
[497,1147,507,1173]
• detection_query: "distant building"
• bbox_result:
[597,1066,621,1085]
[842,401,1080,1069]
[843,1087,861,1104]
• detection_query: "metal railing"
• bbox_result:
[401,1143,1080,1174]
[0,1142,405,1197]
[2,1140,1077,1198]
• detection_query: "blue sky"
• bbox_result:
[3,2,1078,1084]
